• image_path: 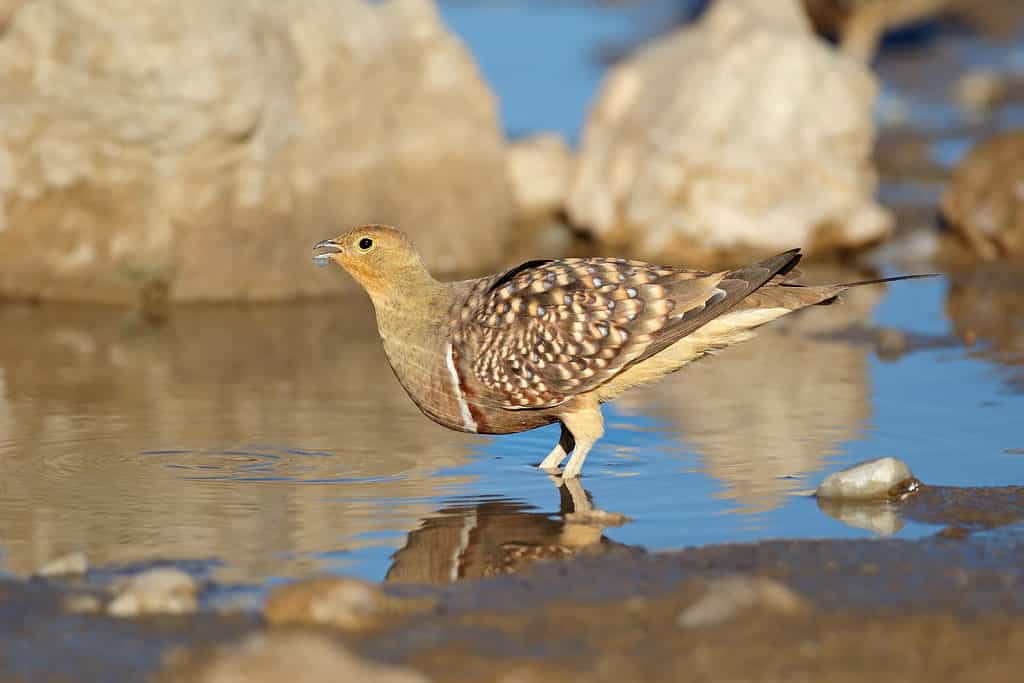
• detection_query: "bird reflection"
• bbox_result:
[384,478,629,584]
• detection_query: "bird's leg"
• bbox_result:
[553,472,631,530]
[538,422,574,472]
[559,397,604,479]
[560,476,593,514]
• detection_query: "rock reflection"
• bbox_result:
[816,498,905,536]
[819,484,1024,536]
[615,268,883,512]
[945,263,1024,393]
[385,478,629,584]
[0,301,480,580]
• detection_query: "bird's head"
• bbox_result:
[314,225,432,302]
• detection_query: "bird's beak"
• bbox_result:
[313,239,342,268]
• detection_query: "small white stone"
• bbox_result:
[107,568,197,617]
[37,551,88,577]
[816,457,914,500]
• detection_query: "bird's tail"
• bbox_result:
[804,273,941,306]
[834,273,941,288]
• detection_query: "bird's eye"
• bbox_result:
[357,237,374,251]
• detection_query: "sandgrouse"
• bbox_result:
[315,225,932,479]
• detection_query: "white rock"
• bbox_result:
[566,0,890,263]
[678,575,809,628]
[107,568,197,617]
[506,133,573,217]
[37,551,88,577]
[0,0,514,304]
[816,457,914,500]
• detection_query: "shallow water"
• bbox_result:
[2,2,1024,596]
[0,264,1020,588]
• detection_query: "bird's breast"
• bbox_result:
[381,332,557,436]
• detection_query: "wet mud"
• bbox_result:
[3,484,1022,682]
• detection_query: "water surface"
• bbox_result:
[1,1,1023,593]
[0,265,1020,587]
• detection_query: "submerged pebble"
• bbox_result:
[816,457,918,501]
[107,568,197,617]
[677,576,810,628]
[264,576,436,631]
[36,551,88,577]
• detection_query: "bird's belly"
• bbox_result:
[409,391,558,435]
[464,402,560,435]
[596,307,791,402]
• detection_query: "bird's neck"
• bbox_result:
[368,275,462,426]
[368,272,454,377]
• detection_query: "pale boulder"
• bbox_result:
[567,0,891,264]
[0,0,515,303]
[506,133,573,218]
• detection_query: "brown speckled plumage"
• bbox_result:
[452,258,719,409]
[315,225,934,478]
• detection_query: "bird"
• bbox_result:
[314,225,935,479]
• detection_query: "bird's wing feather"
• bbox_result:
[451,257,733,410]
[628,248,803,365]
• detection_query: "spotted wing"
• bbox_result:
[626,249,804,364]
[451,258,729,410]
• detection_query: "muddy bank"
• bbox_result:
[4,485,1022,683]
[0,578,258,682]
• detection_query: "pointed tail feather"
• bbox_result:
[834,273,942,288]
[805,273,941,306]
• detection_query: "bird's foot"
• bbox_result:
[539,465,562,479]
[564,509,630,527]
[561,463,583,479]
[537,452,567,472]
